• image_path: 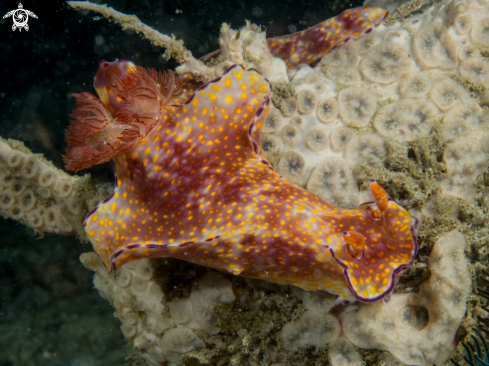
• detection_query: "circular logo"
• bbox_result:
[3,3,38,32]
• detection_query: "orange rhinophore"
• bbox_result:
[63,60,182,171]
[370,179,389,212]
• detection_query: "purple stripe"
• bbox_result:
[145,244,160,249]
[247,68,260,74]
[127,244,140,249]
[365,28,373,34]
[256,106,264,117]
[102,192,115,204]
[147,121,159,133]
[195,84,207,92]
[145,244,169,249]
[84,206,99,223]
[225,64,240,73]
[185,93,196,105]
[248,122,255,137]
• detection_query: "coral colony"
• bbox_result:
[1,0,489,364]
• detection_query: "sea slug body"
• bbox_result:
[72,60,416,303]
[268,6,389,67]
[63,60,182,171]
[202,6,389,68]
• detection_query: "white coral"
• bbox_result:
[0,137,110,236]
[342,230,471,366]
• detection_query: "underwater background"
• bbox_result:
[0,0,365,364]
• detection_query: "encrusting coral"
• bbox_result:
[2,0,489,364]
[79,229,470,366]
[0,137,111,238]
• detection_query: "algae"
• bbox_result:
[271,82,296,111]
[242,47,262,65]
[202,54,225,67]
[357,122,447,210]
[451,74,486,104]
[384,0,431,25]
[356,120,489,305]
[180,278,329,366]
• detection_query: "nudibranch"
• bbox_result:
[202,6,389,68]
[68,61,417,303]
[268,6,388,67]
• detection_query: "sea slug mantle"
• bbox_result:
[79,63,417,303]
